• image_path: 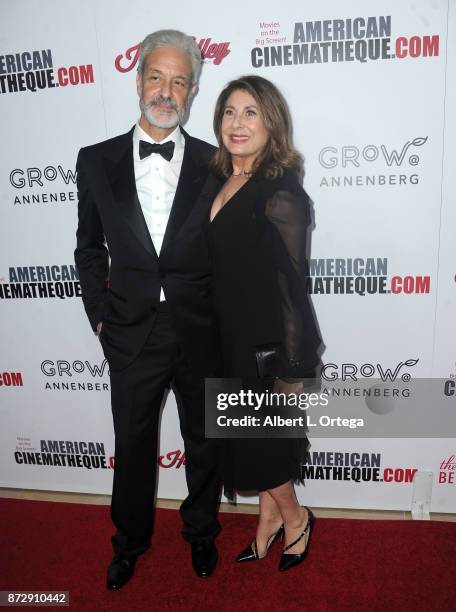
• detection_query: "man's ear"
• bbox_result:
[136,72,142,97]
[189,83,198,99]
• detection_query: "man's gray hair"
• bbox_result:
[137,29,202,85]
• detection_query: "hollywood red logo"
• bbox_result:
[439,455,455,485]
[115,37,230,73]
[158,449,186,469]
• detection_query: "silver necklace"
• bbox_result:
[231,170,252,177]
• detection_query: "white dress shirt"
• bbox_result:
[133,122,185,301]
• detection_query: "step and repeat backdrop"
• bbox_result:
[1,0,455,512]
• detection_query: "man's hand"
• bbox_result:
[273,379,303,395]
[96,321,103,336]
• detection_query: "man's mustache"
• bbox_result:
[147,95,179,112]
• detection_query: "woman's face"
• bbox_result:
[221,89,269,166]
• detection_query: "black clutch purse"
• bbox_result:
[255,344,282,378]
[256,344,321,387]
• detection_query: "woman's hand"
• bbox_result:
[273,378,303,395]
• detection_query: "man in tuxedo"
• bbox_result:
[75,30,221,590]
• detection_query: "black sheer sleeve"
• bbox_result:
[265,186,320,380]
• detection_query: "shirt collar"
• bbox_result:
[133,122,184,162]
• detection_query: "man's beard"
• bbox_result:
[139,94,188,129]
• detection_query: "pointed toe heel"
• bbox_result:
[279,507,314,572]
[236,542,259,562]
[236,524,284,562]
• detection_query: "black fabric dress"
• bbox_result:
[204,169,321,496]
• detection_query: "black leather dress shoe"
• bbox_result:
[106,554,138,590]
[191,540,218,577]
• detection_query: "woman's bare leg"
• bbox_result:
[265,480,309,554]
[254,490,283,554]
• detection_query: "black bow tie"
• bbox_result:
[139,140,175,161]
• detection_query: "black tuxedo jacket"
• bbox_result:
[75,126,221,374]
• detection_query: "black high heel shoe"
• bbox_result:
[236,524,284,562]
[279,507,314,572]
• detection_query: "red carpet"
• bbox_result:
[1,498,455,611]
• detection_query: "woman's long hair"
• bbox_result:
[210,75,303,180]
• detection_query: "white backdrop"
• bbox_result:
[1,0,455,512]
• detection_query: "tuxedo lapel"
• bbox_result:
[160,131,211,255]
[105,131,157,259]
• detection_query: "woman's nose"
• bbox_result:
[231,113,243,128]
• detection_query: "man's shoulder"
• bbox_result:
[78,128,134,159]
[181,129,216,163]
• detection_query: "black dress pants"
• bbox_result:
[109,303,221,556]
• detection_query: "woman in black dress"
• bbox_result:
[206,75,321,571]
